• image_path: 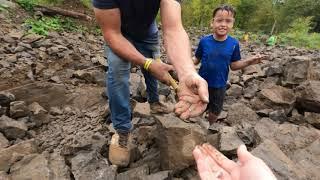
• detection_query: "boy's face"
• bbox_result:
[211,10,234,37]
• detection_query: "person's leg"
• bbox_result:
[105,45,132,133]
[105,45,132,167]
[136,41,171,113]
[208,87,226,125]
[135,41,160,103]
[208,112,219,125]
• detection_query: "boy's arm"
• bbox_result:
[230,54,267,71]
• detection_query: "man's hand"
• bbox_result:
[148,60,175,85]
[248,54,267,65]
[174,73,209,120]
[193,143,277,180]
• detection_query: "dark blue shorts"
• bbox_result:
[207,87,226,115]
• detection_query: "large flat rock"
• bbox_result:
[154,114,206,171]
[251,140,308,180]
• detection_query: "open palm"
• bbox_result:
[193,144,277,180]
[174,73,208,120]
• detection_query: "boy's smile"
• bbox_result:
[211,10,234,40]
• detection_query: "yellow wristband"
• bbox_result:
[143,58,153,71]
[145,60,152,70]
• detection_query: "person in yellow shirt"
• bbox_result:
[243,31,249,46]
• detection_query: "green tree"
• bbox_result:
[278,0,320,32]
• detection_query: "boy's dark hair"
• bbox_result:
[212,4,236,18]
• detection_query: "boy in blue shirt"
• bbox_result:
[194,5,266,124]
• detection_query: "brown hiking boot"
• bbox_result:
[150,101,172,114]
[109,132,131,167]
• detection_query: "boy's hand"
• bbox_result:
[248,54,268,65]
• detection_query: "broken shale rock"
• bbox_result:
[0,115,28,140]
[9,152,70,180]
[154,114,206,171]
[251,140,309,180]
[0,139,38,172]
[296,80,320,113]
[70,150,116,180]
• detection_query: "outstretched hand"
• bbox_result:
[193,144,277,180]
[174,73,209,120]
[248,54,268,65]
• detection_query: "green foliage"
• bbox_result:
[36,0,64,5]
[0,4,9,12]
[278,0,320,32]
[39,0,64,4]
[287,17,313,34]
[93,27,102,36]
[17,0,92,10]
[24,17,61,35]
[181,0,320,33]
[230,29,266,45]
[182,0,217,27]
[24,16,86,36]
[279,17,320,49]
[16,0,37,11]
[80,0,92,8]
[37,0,91,8]
[236,0,257,29]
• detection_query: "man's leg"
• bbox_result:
[106,45,132,133]
[136,42,171,113]
[136,42,159,103]
[105,45,132,166]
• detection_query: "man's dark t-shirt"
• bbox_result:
[92,0,179,42]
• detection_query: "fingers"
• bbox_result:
[237,144,255,164]
[193,146,226,180]
[188,102,207,117]
[160,63,174,85]
[261,55,268,59]
[164,63,174,71]
[255,54,268,61]
[203,143,237,173]
[149,61,175,85]
[185,74,209,103]
[175,96,207,119]
[195,78,209,103]
[179,95,201,104]
[177,101,193,119]
[174,100,190,115]
[194,78,209,103]
[237,145,277,179]
[179,109,191,120]
[177,103,201,120]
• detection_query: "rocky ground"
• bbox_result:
[1,2,320,180]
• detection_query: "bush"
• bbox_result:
[279,17,320,49]
[24,16,86,36]
[16,0,37,11]
[80,0,92,8]
[0,4,9,12]
[37,0,64,5]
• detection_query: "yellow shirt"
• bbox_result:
[243,34,249,42]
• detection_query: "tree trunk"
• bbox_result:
[34,5,92,21]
